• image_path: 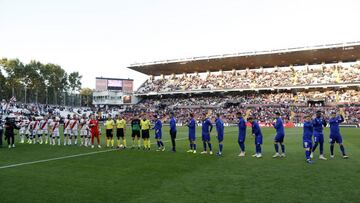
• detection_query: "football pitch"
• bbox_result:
[0,126,359,203]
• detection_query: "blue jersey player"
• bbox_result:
[311,111,327,160]
[303,115,314,164]
[272,112,286,158]
[328,112,348,159]
[248,117,263,158]
[201,113,213,155]
[186,113,197,154]
[153,115,164,151]
[215,113,224,156]
[237,112,247,157]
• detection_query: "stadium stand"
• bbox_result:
[127,42,360,126]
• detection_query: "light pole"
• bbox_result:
[24,86,27,103]
[46,86,48,105]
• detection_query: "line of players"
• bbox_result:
[100,109,349,163]
[185,110,349,163]
[15,110,349,163]
[18,114,99,148]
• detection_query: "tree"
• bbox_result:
[80,88,93,106]
[0,58,83,106]
[0,67,8,98]
[47,64,68,105]
[0,58,25,99]
[23,60,44,103]
[68,71,82,106]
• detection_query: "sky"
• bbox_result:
[1,0,360,90]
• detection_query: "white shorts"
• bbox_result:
[20,128,26,134]
[71,130,78,136]
[37,130,49,135]
[52,131,60,137]
[80,130,88,136]
[64,129,72,135]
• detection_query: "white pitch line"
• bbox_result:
[0,137,189,170]
[0,149,116,170]
[0,132,300,170]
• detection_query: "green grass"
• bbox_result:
[1,126,360,203]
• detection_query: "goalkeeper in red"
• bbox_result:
[89,114,101,148]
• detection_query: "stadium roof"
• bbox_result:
[128,41,360,76]
[96,77,133,81]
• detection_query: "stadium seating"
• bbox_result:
[136,63,360,94]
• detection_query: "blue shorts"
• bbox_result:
[314,134,324,143]
[155,134,162,139]
[217,134,224,142]
[274,134,285,143]
[303,140,313,149]
[255,135,263,145]
[238,135,246,143]
[189,134,196,141]
[330,134,342,144]
[202,134,210,142]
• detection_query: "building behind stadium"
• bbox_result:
[92,77,136,108]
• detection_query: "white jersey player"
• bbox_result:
[39,116,50,144]
[19,118,29,143]
[63,115,71,146]
[79,116,89,146]
[29,117,39,144]
[69,116,79,145]
[49,117,60,146]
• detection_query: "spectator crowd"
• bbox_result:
[136,64,360,94]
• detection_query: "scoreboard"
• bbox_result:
[95,77,133,93]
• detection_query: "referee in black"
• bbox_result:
[169,112,177,152]
[4,117,19,148]
[0,116,3,148]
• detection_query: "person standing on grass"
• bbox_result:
[248,117,263,158]
[272,112,286,158]
[200,113,213,155]
[49,116,61,146]
[69,115,79,146]
[115,114,127,148]
[328,111,348,159]
[153,115,164,151]
[0,117,3,148]
[79,114,89,146]
[311,111,327,160]
[104,115,115,148]
[89,114,101,148]
[131,115,141,149]
[187,113,197,154]
[303,115,314,164]
[215,113,224,156]
[237,112,247,157]
[140,115,151,150]
[4,117,19,148]
[169,112,177,152]
[63,114,71,146]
